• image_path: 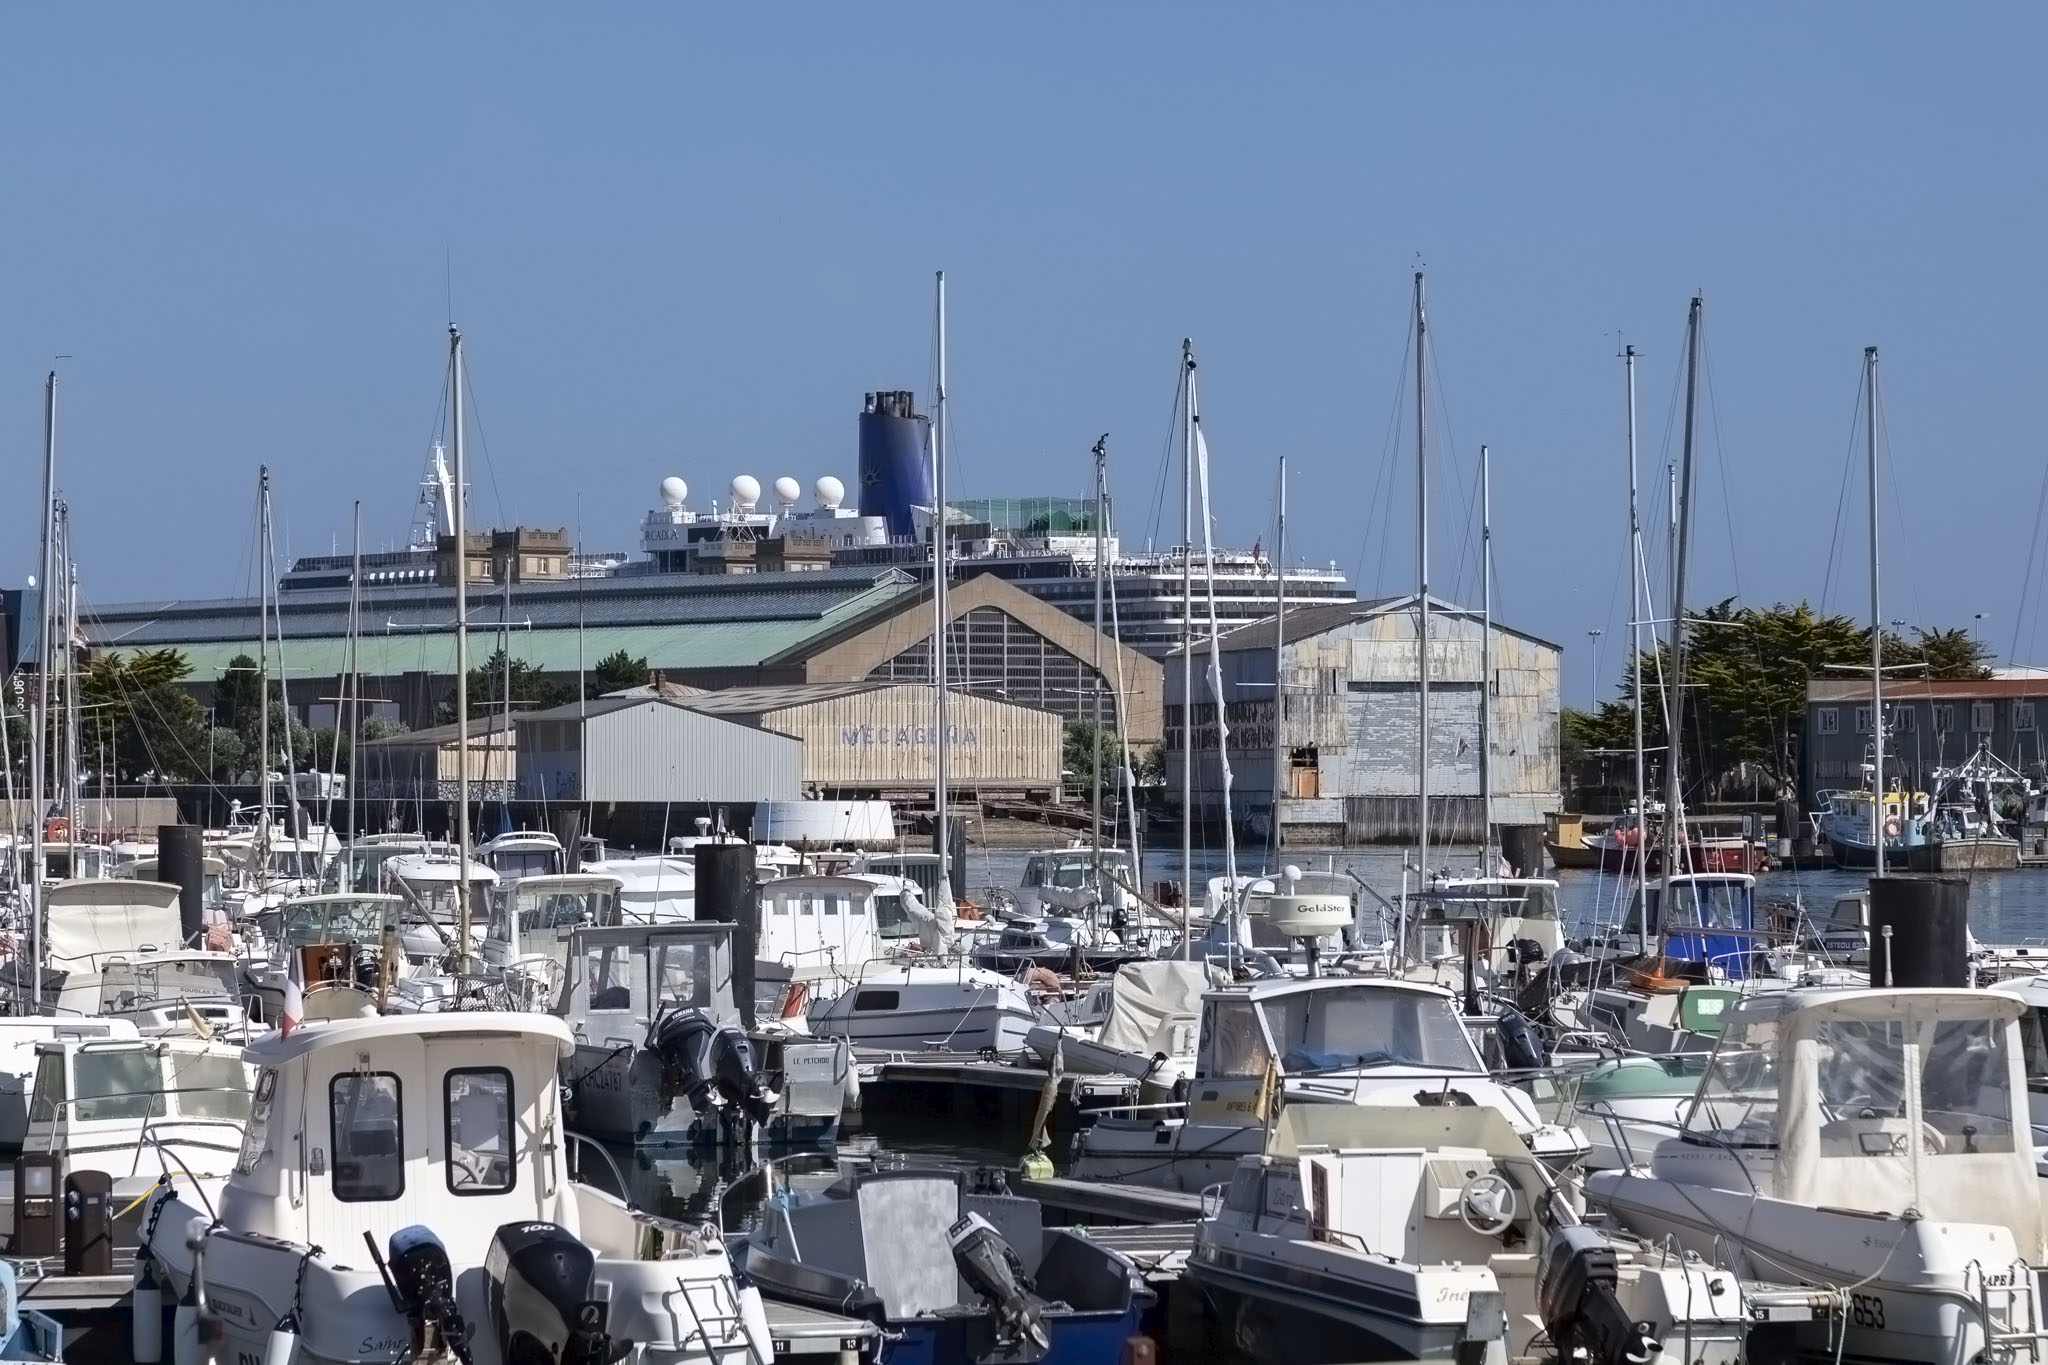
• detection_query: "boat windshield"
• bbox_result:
[283,898,397,945]
[511,886,617,933]
[100,958,240,1010]
[2018,1006,2048,1082]
[1682,1045,1779,1148]
[491,848,561,881]
[874,892,918,940]
[1256,986,1482,1073]
[265,850,325,880]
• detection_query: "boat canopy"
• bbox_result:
[1097,961,1226,1056]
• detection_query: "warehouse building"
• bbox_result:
[676,681,1063,799]
[1803,676,2048,805]
[1166,595,1562,846]
[356,715,518,805]
[514,697,803,806]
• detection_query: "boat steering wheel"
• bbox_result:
[1458,1171,1518,1236]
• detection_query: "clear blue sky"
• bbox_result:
[4,6,2043,704]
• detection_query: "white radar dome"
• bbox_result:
[730,474,761,510]
[773,476,802,507]
[659,476,687,507]
[815,475,846,509]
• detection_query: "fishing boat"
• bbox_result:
[1189,1104,1753,1364]
[1071,976,1588,1191]
[137,1011,774,1365]
[1817,783,1931,868]
[558,919,847,1146]
[1588,987,2048,1364]
[740,1157,1152,1365]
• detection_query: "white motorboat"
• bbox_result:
[1024,959,1222,1099]
[39,879,190,1014]
[475,828,566,882]
[1073,976,1588,1192]
[581,854,694,921]
[480,873,624,1007]
[241,894,408,1022]
[96,949,250,1038]
[1190,1103,1753,1364]
[0,1017,138,1157]
[559,919,847,1147]
[381,852,498,945]
[1589,987,2048,1364]
[754,873,918,1001]
[137,1012,774,1365]
[806,963,1040,1055]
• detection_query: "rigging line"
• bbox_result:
[459,351,509,531]
[2008,459,2048,673]
[1144,359,1188,552]
[1873,379,1925,661]
[1816,357,1869,618]
[1694,319,1743,604]
[1358,308,1416,594]
[1422,325,1480,605]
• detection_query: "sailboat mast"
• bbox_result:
[932,271,950,901]
[1091,435,1107,887]
[346,501,361,860]
[1625,345,1646,833]
[450,325,473,963]
[1480,444,1493,875]
[1269,456,1286,866]
[1414,272,1431,878]
[1654,297,1702,957]
[28,371,56,1002]
[1179,340,1195,958]
[258,468,272,833]
[1866,345,1884,880]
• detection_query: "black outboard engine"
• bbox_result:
[646,1009,777,1125]
[484,1221,632,1365]
[379,1226,474,1365]
[1537,1225,1659,1365]
[1495,1007,1550,1071]
[947,1211,1051,1364]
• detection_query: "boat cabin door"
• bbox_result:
[1187,997,1274,1121]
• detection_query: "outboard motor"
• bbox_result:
[376,1227,473,1365]
[1537,1225,1659,1365]
[484,1221,631,1365]
[947,1212,1051,1364]
[1495,1007,1550,1071]
[647,1009,777,1125]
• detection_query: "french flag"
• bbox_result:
[278,952,304,1037]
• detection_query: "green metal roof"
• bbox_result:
[100,582,914,681]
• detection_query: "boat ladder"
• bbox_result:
[671,1275,765,1365]
[1967,1258,2048,1363]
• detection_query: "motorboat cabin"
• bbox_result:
[755,874,924,994]
[97,950,247,1037]
[1611,873,1761,978]
[1590,988,2048,1364]
[482,873,624,985]
[39,879,187,1014]
[475,829,567,882]
[138,1013,774,1365]
[242,894,406,1022]
[558,921,847,1146]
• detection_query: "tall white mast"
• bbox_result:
[1269,456,1287,866]
[450,325,474,962]
[1179,340,1195,957]
[1866,345,1884,879]
[257,467,273,838]
[1625,345,1646,831]
[28,371,57,1003]
[346,501,362,860]
[1655,297,1702,958]
[1091,435,1108,894]
[932,271,950,903]
[1414,272,1431,878]
[1479,444,1493,875]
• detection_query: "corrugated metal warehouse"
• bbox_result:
[357,715,517,804]
[678,682,1062,797]
[1166,595,1561,845]
[515,697,803,805]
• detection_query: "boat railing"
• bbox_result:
[563,1129,633,1203]
[1197,1182,1228,1219]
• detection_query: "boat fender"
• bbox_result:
[172,1251,202,1365]
[133,1253,165,1364]
[265,1313,299,1365]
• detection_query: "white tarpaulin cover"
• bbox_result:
[1097,960,1225,1055]
[43,880,182,968]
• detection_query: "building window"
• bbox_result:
[2017,702,2037,733]
[1973,701,1996,733]
[1854,707,1871,734]
[1935,704,1956,732]
[445,1068,514,1196]
[330,1073,404,1202]
[1893,706,1915,733]
[1816,707,1839,735]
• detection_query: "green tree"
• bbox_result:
[439,650,575,723]
[212,653,264,741]
[587,649,651,699]
[78,649,214,782]
[1062,716,1127,796]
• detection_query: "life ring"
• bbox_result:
[1884,816,1902,839]
[42,816,67,841]
[778,980,810,1019]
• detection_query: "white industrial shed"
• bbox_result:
[514,697,803,805]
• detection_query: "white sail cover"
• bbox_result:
[1097,960,1224,1055]
[43,880,183,969]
